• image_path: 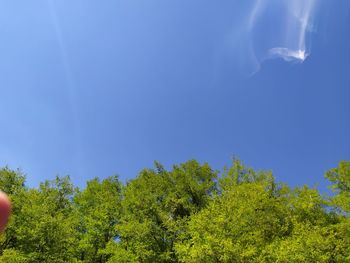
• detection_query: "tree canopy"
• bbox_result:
[0,160,349,262]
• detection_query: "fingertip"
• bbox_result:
[0,191,11,232]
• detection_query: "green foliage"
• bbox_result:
[0,160,349,262]
[0,248,28,263]
[0,168,26,196]
[0,168,27,257]
[73,176,122,262]
[176,160,350,262]
[114,160,218,262]
[325,160,350,212]
[13,176,77,262]
[176,161,289,262]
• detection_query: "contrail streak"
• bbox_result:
[47,0,84,175]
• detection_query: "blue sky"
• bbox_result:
[0,0,349,190]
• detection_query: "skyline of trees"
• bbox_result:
[0,159,349,262]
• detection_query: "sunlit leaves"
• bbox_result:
[0,160,349,262]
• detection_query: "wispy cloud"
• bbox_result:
[231,0,318,75]
[268,48,308,62]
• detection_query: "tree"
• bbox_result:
[10,176,78,262]
[175,160,349,262]
[0,167,26,196]
[73,176,122,263]
[0,168,27,259]
[113,160,218,262]
[325,160,350,213]
[0,160,349,262]
[176,160,288,262]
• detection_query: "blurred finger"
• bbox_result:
[0,191,11,232]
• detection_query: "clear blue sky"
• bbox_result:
[0,0,349,190]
